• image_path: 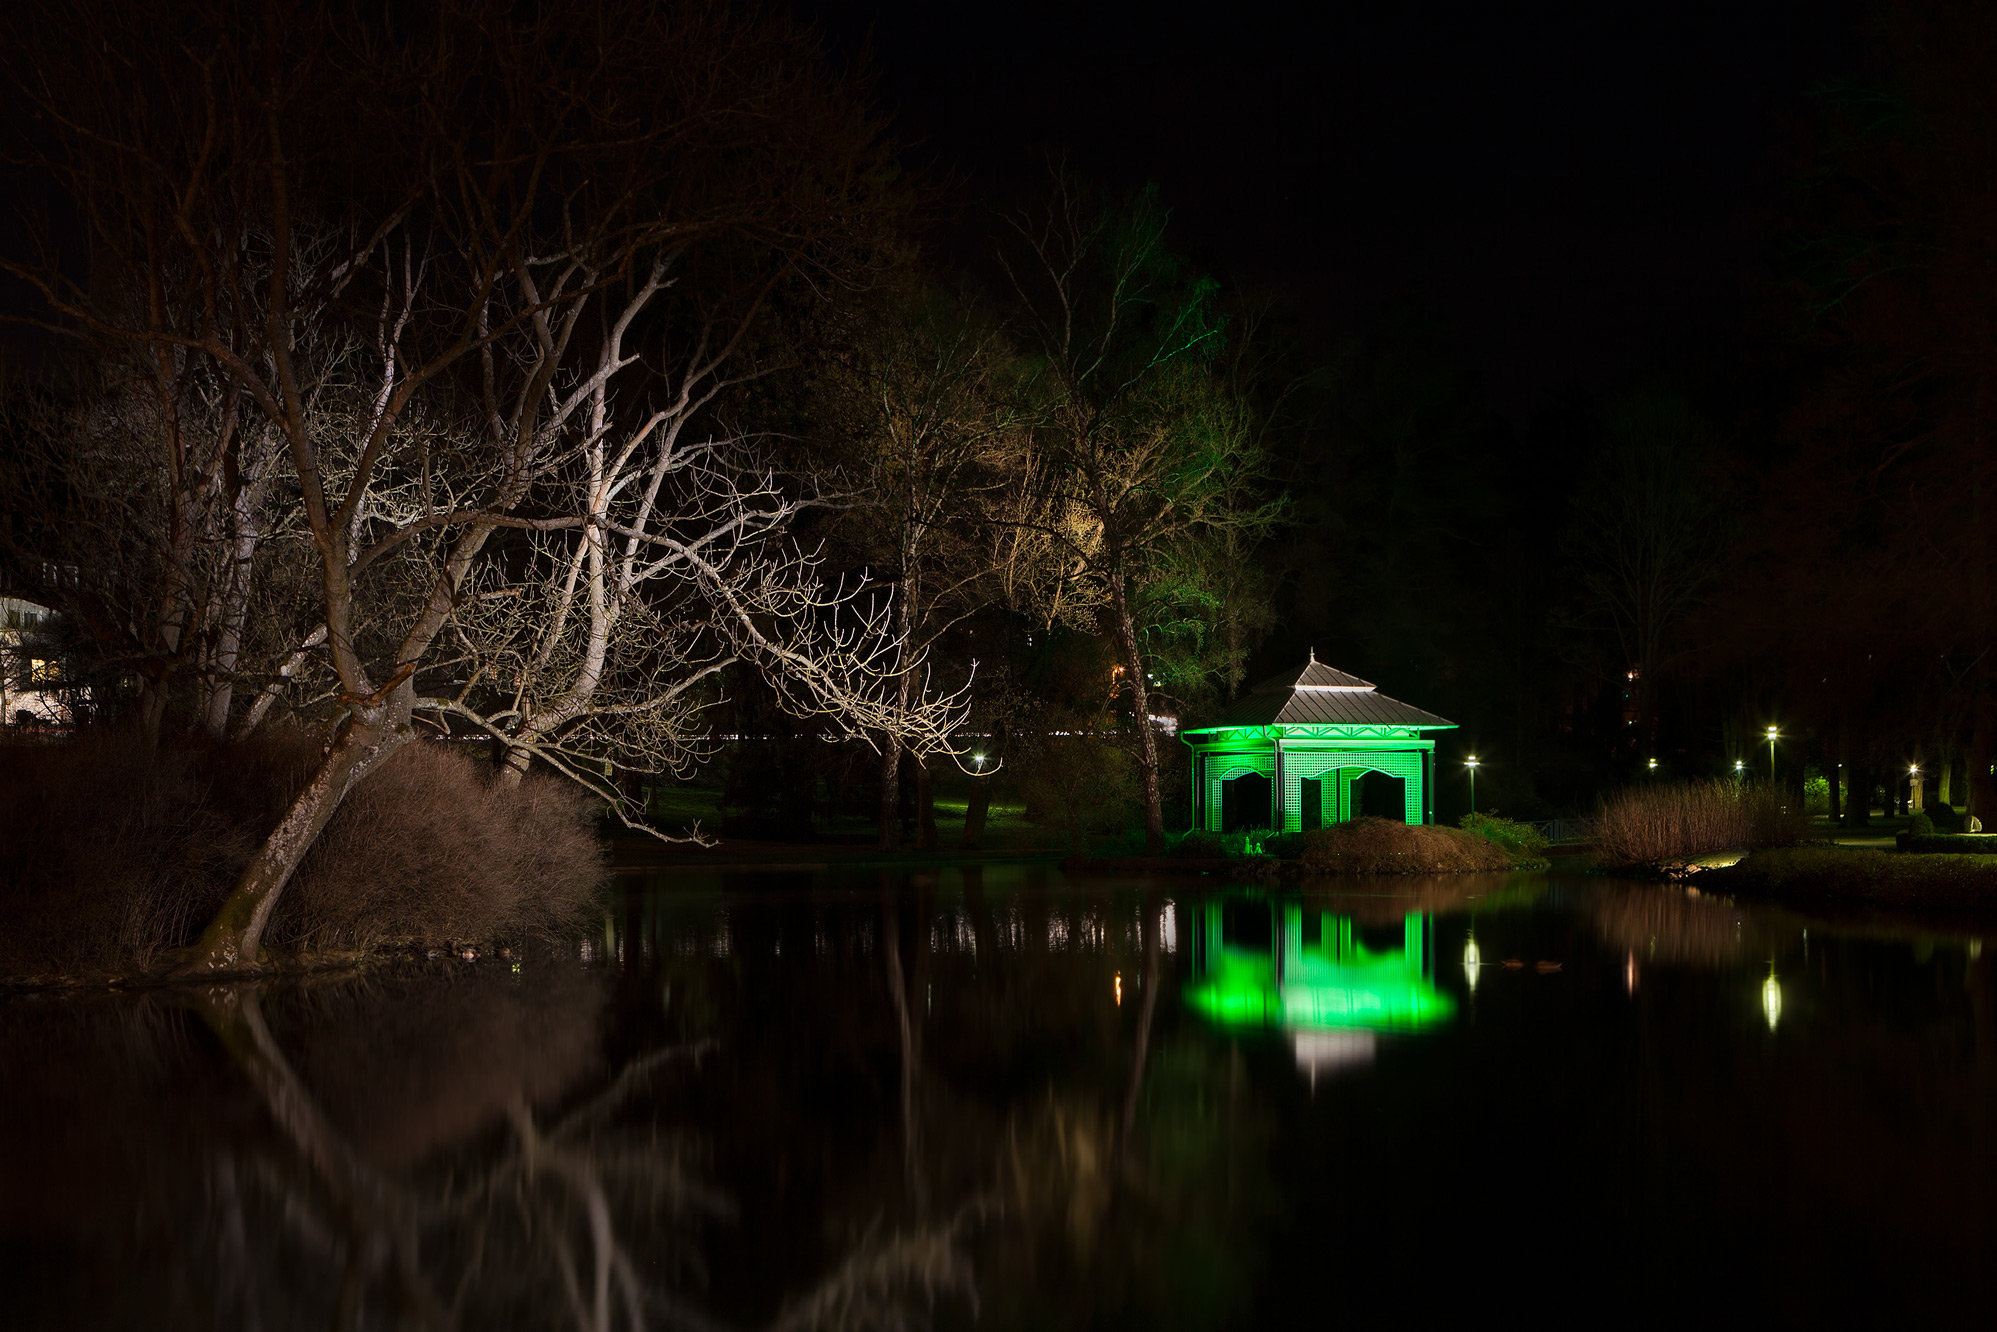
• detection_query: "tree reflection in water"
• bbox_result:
[180,966,725,1331]
[22,867,1991,1326]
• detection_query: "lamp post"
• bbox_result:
[1464,755,1479,814]
[1765,725,1779,785]
[1733,759,1745,782]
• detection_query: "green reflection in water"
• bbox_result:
[1185,899,1456,1032]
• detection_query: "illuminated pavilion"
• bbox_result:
[1180,654,1456,832]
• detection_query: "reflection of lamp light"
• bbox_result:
[1762,972,1782,1031]
[1463,937,1481,991]
[1115,971,1122,1006]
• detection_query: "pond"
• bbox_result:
[3,866,1992,1328]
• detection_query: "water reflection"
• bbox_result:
[5,867,1997,1327]
[1186,894,1455,1036]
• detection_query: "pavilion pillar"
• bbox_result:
[1272,739,1284,832]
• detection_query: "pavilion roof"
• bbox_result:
[1188,654,1457,732]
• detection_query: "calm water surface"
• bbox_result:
[4,866,1993,1328]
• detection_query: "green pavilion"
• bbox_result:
[1180,655,1457,832]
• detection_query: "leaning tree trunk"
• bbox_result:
[170,702,414,975]
[1107,570,1164,855]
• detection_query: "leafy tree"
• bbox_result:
[996,177,1283,852]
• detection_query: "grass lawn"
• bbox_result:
[636,785,1072,852]
[1712,845,1997,913]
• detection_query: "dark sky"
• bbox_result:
[802,0,1856,421]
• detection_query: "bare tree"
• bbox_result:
[3,0,950,971]
[0,284,302,743]
[821,285,1025,848]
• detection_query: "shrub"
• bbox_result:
[1259,832,1305,860]
[1898,833,1997,855]
[278,742,604,953]
[1019,729,1141,851]
[1908,810,1937,838]
[1296,818,1513,875]
[1456,812,1549,865]
[1594,779,1810,870]
[0,729,605,980]
[1168,830,1226,859]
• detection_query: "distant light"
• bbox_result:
[1765,725,1779,739]
[1115,972,1123,1006]
[972,752,986,769]
[1910,764,1920,775]
[1762,974,1782,1031]
[1464,756,1479,768]
[1733,760,1744,772]
[1648,758,1658,770]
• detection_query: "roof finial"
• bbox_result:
[1309,646,1316,663]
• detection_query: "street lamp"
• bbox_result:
[1647,757,1658,773]
[972,752,987,771]
[1765,725,1779,785]
[1733,759,1745,781]
[1464,755,1479,813]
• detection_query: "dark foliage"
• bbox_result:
[0,732,604,980]
[1295,818,1512,875]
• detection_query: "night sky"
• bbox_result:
[804,0,1854,421]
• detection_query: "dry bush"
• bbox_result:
[1594,779,1810,870]
[1296,818,1513,875]
[276,743,603,952]
[0,730,604,980]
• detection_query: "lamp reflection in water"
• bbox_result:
[1463,935,1482,991]
[1185,895,1456,1083]
[1762,968,1782,1031]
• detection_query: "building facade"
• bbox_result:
[1,596,67,726]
